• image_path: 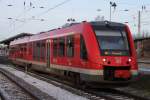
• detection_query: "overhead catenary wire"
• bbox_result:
[2,0,150,37]
[35,0,72,17]
[11,0,72,33]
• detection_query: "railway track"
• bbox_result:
[0,96,2,100]
[88,88,150,100]
[30,72,150,100]
[9,64,150,100]
[88,89,133,100]
[0,71,36,100]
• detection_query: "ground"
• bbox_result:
[128,60,150,98]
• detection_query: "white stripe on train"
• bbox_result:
[15,58,138,76]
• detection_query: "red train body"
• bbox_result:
[9,21,138,85]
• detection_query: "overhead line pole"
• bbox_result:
[138,10,141,37]
[110,3,111,21]
[109,1,117,21]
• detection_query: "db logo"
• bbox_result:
[115,57,121,64]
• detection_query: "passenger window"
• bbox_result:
[36,42,41,60]
[66,35,74,57]
[53,39,57,57]
[29,43,32,55]
[33,42,36,60]
[58,37,65,56]
[80,35,87,59]
[33,42,40,60]
[41,41,45,60]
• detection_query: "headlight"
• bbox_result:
[128,58,131,62]
[102,58,106,62]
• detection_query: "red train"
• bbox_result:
[9,21,138,85]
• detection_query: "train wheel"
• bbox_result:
[75,74,80,85]
[74,73,88,89]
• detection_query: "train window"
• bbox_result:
[37,42,41,60]
[24,47,27,52]
[23,46,27,57]
[95,30,130,56]
[28,43,32,55]
[66,35,74,57]
[53,39,57,57]
[33,42,41,60]
[33,42,36,60]
[41,41,45,60]
[58,37,65,56]
[80,35,87,59]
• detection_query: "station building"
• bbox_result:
[134,37,150,58]
[0,33,32,56]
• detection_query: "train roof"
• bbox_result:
[10,21,126,46]
[90,21,125,30]
[10,22,83,46]
[90,21,125,26]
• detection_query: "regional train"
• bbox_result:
[9,21,138,86]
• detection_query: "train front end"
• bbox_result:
[90,21,138,84]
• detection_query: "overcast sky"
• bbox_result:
[0,0,150,41]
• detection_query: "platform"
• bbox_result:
[0,64,88,100]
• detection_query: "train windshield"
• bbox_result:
[95,30,130,56]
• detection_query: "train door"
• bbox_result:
[46,39,50,67]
